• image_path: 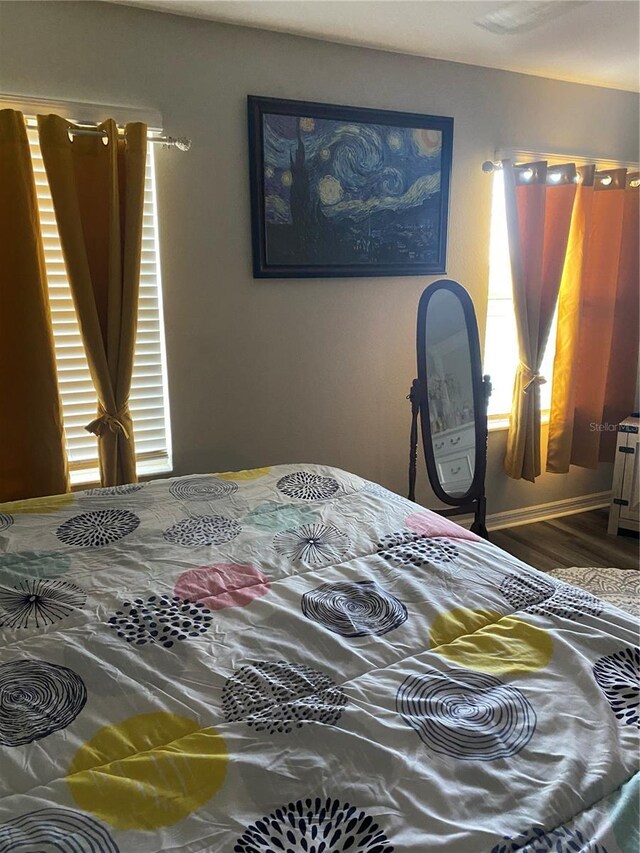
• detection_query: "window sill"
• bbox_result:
[488,416,510,432]
[70,457,173,490]
[488,413,551,433]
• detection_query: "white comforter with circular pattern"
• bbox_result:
[0,465,637,853]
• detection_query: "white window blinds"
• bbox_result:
[27,123,172,484]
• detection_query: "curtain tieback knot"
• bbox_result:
[520,362,546,394]
[85,405,130,439]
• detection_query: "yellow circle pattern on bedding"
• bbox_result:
[215,467,271,480]
[429,608,553,675]
[67,711,228,830]
[0,493,74,514]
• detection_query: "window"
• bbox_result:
[483,169,557,423]
[27,121,172,484]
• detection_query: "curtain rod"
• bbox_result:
[482,149,639,174]
[1,94,188,145]
[67,125,191,151]
[481,160,640,173]
[17,116,190,151]
[482,159,640,186]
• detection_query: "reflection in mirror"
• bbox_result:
[424,289,476,498]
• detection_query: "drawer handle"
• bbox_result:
[450,436,461,445]
[451,466,461,475]
[435,441,445,450]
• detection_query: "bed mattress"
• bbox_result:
[0,464,637,852]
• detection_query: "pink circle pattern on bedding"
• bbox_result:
[405,511,483,542]
[174,563,270,610]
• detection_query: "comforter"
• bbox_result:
[0,464,637,852]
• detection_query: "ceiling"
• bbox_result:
[106,0,640,91]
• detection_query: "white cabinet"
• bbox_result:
[432,422,475,497]
[608,415,640,535]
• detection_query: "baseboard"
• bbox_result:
[457,491,612,532]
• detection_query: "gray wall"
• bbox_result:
[1,1,637,513]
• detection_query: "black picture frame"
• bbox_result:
[248,95,453,279]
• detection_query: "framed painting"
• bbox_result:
[248,95,453,278]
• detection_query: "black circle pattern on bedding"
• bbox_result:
[363,481,409,504]
[108,594,213,649]
[276,471,340,501]
[163,515,242,547]
[491,824,608,853]
[0,808,120,852]
[396,667,536,761]
[0,578,86,630]
[273,522,350,565]
[222,660,347,734]
[85,484,144,496]
[56,509,140,547]
[0,659,87,747]
[593,646,640,728]
[234,797,394,853]
[302,580,408,637]
[377,530,459,567]
[169,477,238,501]
[500,571,603,621]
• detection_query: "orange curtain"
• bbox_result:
[38,116,147,487]
[547,169,639,471]
[0,110,69,501]
[502,160,576,481]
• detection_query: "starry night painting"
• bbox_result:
[248,96,453,278]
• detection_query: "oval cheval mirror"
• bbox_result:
[408,279,492,538]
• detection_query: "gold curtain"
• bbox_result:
[0,110,69,501]
[502,160,576,481]
[547,169,639,471]
[38,115,147,486]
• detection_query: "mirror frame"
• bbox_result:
[416,279,488,509]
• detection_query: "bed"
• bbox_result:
[0,464,637,852]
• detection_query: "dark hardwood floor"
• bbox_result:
[490,509,639,571]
